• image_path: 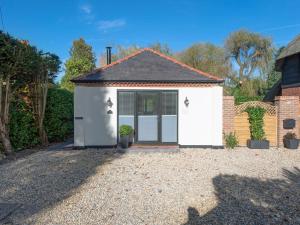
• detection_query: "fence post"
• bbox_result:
[223,96,235,135]
[275,96,299,147]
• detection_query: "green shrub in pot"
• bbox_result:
[119,125,133,148]
[283,132,299,149]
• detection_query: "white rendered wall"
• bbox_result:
[74,85,223,147]
[178,86,223,146]
[74,86,117,146]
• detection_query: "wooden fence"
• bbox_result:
[234,101,277,146]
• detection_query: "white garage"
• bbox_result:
[72,48,224,148]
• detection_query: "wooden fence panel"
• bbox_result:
[234,112,250,146]
[234,102,277,146]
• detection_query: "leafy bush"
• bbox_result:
[230,79,265,104]
[9,99,40,151]
[119,125,133,137]
[235,95,263,105]
[245,107,266,141]
[44,88,73,142]
[284,132,297,140]
[224,132,239,149]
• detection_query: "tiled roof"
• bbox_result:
[277,34,300,60]
[71,48,223,83]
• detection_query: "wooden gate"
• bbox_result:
[234,101,277,146]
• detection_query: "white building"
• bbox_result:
[72,48,224,148]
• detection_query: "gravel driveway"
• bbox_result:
[0,148,299,225]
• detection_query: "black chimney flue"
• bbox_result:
[106,46,112,65]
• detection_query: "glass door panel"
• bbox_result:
[118,92,135,143]
[161,92,177,143]
[137,92,159,142]
[118,92,135,128]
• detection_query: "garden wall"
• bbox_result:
[223,96,300,147]
[275,96,299,147]
[223,96,235,134]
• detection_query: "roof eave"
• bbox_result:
[72,79,224,84]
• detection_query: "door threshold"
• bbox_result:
[118,144,179,153]
[131,144,179,149]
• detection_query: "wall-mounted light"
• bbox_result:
[107,97,113,108]
[184,97,189,107]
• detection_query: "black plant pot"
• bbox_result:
[129,133,134,146]
[120,135,129,149]
[247,140,270,149]
[283,139,299,149]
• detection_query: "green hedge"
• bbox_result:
[44,88,73,142]
[9,99,40,151]
[235,95,263,105]
[7,88,73,151]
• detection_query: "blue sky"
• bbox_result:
[1,0,300,81]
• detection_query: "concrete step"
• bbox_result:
[117,145,180,153]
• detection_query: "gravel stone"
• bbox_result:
[0,148,299,225]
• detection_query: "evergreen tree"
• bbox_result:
[61,38,95,91]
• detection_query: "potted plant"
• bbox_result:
[119,125,133,149]
[245,107,270,149]
[129,129,135,146]
[283,132,299,149]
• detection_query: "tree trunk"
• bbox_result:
[40,82,48,145]
[39,123,48,146]
[31,72,49,146]
[0,119,14,157]
[0,75,15,158]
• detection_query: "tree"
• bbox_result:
[14,41,61,146]
[99,45,140,66]
[149,42,172,56]
[231,79,266,98]
[99,43,173,66]
[225,30,273,82]
[61,38,95,91]
[0,32,27,156]
[0,32,61,154]
[265,47,284,90]
[178,43,233,79]
[29,52,60,145]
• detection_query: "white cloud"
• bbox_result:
[79,4,126,32]
[80,4,92,14]
[79,3,95,24]
[259,23,300,32]
[97,19,126,30]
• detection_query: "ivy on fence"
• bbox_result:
[245,107,266,141]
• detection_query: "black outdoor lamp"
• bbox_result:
[107,97,113,108]
[184,97,189,107]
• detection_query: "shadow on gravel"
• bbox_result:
[0,86,123,224]
[0,148,123,224]
[183,167,300,225]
